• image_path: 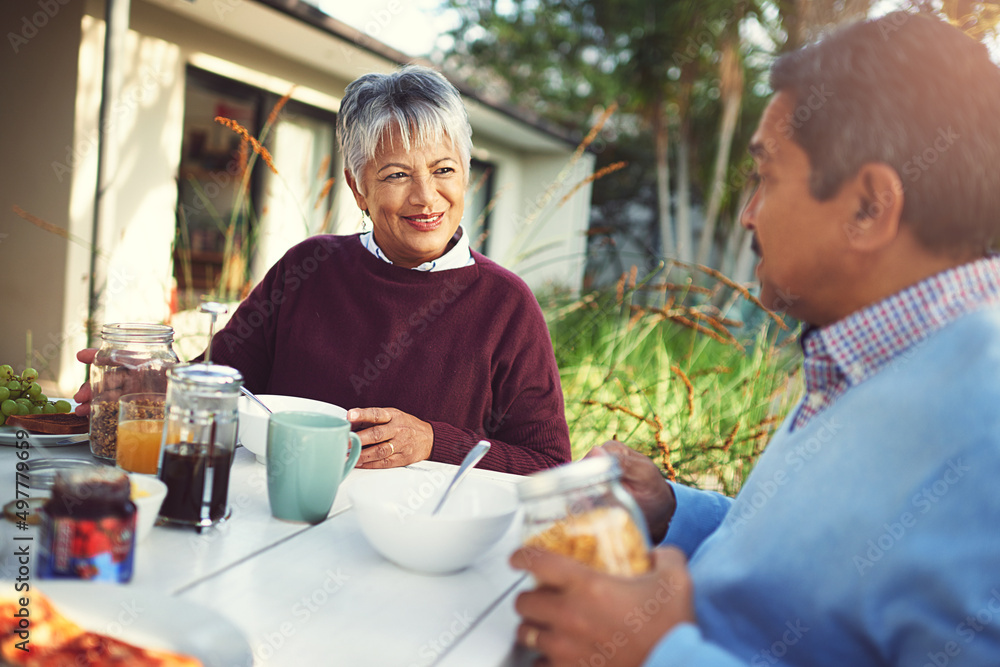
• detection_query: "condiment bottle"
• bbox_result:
[157,362,243,529]
[38,467,137,582]
[89,323,179,461]
[518,456,653,576]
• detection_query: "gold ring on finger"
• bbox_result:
[524,625,540,650]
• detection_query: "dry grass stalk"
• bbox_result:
[266,88,295,128]
[316,155,331,180]
[722,420,740,452]
[579,398,675,480]
[690,365,733,377]
[666,313,743,350]
[669,259,789,330]
[520,102,619,231]
[314,177,335,210]
[558,161,627,207]
[236,139,249,182]
[571,102,618,164]
[670,364,694,417]
[11,205,103,257]
[12,205,71,241]
[639,282,715,296]
[214,117,278,174]
[472,183,510,236]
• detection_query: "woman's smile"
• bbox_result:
[403,212,445,231]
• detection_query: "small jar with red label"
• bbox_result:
[38,467,136,582]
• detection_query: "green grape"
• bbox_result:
[54,400,71,414]
[14,398,31,409]
[42,402,57,414]
[0,414,5,426]
[28,404,43,415]
[0,400,15,416]
[22,368,38,382]
[0,387,8,402]
[0,364,12,380]
[35,393,48,405]
[27,382,42,399]
[6,380,20,393]
[15,404,28,416]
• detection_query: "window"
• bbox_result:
[173,67,337,310]
[466,158,495,255]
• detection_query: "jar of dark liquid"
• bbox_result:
[38,467,136,582]
[158,363,242,529]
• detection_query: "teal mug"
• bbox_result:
[266,411,362,523]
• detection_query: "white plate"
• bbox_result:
[0,399,85,446]
[35,581,253,666]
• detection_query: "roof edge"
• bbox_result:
[254,0,583,149]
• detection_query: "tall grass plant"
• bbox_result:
[544,266,803,496]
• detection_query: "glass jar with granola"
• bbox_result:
[89,324,179,461]
[518,456,652,576]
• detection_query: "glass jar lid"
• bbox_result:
[100,323,174,344]
[168,362,243,394]
[28,458,99,491]
[518,456,622,501]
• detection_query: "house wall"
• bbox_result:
[2,0,592,395]
[0,0,88,394]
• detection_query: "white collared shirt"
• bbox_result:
[360,226,475,272]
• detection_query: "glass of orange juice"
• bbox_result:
[117,393,167,474]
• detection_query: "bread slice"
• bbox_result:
[5,413,89,435]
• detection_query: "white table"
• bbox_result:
[0,438,539,666]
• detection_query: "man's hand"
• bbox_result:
[347,406,433,468]
[72,348,97,416]
[510,546,696,667]
[586,442,676,543]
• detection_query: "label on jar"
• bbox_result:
[38,514,136,582]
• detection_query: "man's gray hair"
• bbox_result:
[336,64,472,187]
[770,11,1000,255]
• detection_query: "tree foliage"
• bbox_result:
[437,0,1000,283]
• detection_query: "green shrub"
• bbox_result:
[544,272,803,496]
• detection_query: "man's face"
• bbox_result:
[741,92,860,326]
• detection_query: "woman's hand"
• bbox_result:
[509,546,695,667]
[72,348,97,416]
[347,407,434,468]
[586,442,676,544]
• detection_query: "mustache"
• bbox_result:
[751,235,762,256]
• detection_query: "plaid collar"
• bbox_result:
[795,255,1000,428]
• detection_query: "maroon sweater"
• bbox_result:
[210,234,571,474]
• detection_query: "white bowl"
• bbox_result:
[128,474,167,542]
[238,394,347,463]
[347,467,520,575]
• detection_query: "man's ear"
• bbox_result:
[344,168,368,212]
[843,163,904,252]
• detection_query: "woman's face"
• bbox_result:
[346,126,466,269]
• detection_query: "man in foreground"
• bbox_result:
[511,11,1000,666]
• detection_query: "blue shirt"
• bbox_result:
[646,258,1000,666]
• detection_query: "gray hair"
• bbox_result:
[770,11,1000,254]
[336,64,473,188]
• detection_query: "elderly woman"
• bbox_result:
[76,65,571,475]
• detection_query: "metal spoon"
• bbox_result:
[432,440,491,515]
[199,301,229,364]
[239,386,272,414]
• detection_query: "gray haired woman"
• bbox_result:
[194,65,570,474]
